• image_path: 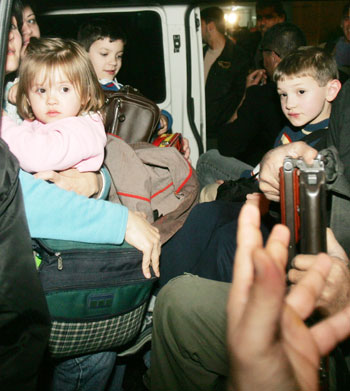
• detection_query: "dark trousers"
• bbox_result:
[160,200,271,286]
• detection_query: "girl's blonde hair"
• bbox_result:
[17,37,105,120]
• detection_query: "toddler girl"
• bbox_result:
[1,37,106,173]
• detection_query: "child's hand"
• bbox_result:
[157,114,168,135]
[8,83,18,105]
[182,137,191,161]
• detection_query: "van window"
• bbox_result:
[39,11,166,103]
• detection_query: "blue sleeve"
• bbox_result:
[19,170,128,244]
[159,109,173,131]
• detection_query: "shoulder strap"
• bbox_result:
[301,128,328,150]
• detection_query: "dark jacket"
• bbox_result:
[217,81,287,166]
[204,37,249,138]
[0,139,50,390]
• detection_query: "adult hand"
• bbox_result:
[8,82,18,104]
[246,69,267,88]
[125,210,161,279]
[227,201,350,391]
[227,69,266,123]
[34,169,100,198]
[289,228,350,317]
[259,142,318,201]
[157,114,169,135]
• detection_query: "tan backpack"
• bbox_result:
[104,134,199,244]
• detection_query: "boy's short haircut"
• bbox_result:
[273,47,339,86]
[77,18,127,52]
[200,7,225,34]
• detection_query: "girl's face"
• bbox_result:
[6,17,22,75]
[28,68,83,124]
[21,6,40,50]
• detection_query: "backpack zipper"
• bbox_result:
[55,252,63,270]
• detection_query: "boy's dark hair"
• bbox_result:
[256,0,286,19]
[200,7,225,34]
[77,18,127,52]
[273,47,339,86]
[261,22,306,59]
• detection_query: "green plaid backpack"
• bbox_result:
[33,238,157,358]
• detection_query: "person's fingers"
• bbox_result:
[287,268,306,284]
[327,228,348,261]
[33,170,58,182]
[230,247,285,356]
[229,203,262,327]
[258,179,280,202]
[157,116,168,134]
[141,250,152,279]
[265,223,290,272]
[150,241,161,277]
[291,254,317,270]
[246,193,270,215]
[311,305,350,356]
[246,69,266,86]
[259,142,318,202]
[286,254,332,320]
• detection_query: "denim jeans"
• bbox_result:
[51,352,124,391]
[196,149,253,189]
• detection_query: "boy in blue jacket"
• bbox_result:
[273,47,341,150]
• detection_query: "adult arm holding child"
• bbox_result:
[20,170,160,278]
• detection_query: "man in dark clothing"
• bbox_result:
[0,140,51,391]
[218,80,286,167]
[196,22,306,190]
[254,0,286,68]
[201,7,249,149]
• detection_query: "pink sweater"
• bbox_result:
[1,113,106,173]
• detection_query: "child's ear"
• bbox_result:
[326,79,342,102]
